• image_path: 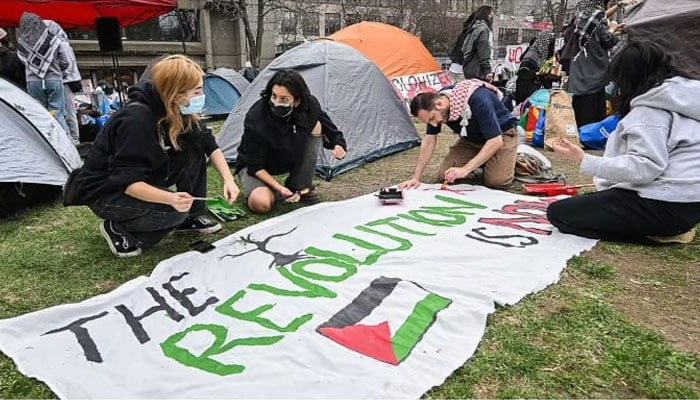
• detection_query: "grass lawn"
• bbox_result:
[0,120,698,398]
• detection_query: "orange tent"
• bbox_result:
[329,22,440,78]
[328,22,450,105]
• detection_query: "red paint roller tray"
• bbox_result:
[522,183,580,196]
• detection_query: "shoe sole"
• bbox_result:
[175,223,222,235]
[99,222,142,258]
[647,228,696,244]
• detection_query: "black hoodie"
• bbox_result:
[236,95,346,176]
[79,81,218,202]
[0,46,27,89]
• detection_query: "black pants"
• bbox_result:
[515,69,540,104]
[547,188,700,244]
[89,149,208,246]
[572,90,606,128]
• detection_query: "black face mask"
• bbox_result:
[269,100,294,118]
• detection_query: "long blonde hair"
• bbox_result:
[152,54,203,150]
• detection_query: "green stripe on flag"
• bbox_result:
[391,293,451,362]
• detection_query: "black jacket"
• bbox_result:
[236,95,346,176]
[0,47,27,89]
[80,81,218,202]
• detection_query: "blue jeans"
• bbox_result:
[27,79,70,135]
[88,147,209,246]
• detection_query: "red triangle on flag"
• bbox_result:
[318,321,399,365]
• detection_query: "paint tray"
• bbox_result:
[522,183,579,196]
[205,196,246,221]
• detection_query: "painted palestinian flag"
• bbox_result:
[317,276,451,365]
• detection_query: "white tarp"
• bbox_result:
[0,185,596,398]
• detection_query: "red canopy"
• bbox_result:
[0,0,178,30]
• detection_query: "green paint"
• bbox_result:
[161,323,283,376]
[366,217,436,237]
[304,246,370,266]
[291,257,357,282]
[248,266,337,299]
[433,194,488,210]
[216,290,313,332]
[397,196,487,227]
[391,293,452,362]
[398,210,465,227]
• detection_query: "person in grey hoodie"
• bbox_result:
[547,41,700,244]
[46,20,81,145]
[16,12,70,134]
[460,5,494,82]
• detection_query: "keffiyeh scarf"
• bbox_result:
[17,12,60,79]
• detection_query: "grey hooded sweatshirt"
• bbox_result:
[461,20,493,80]
[580,77,700,202]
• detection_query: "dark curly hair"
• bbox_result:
[608,41,683,117]
[260,69,312,112]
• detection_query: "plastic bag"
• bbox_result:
[532,108,546,148]
[579,114,620,150]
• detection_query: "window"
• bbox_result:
[303,13,319,36]
[325,13,341,35]
[345,14,361,26]
[521,28,539,44]
[385,15,400,27]
[67,10,200,42]
[498,28,519,45]
[281,12,297,35]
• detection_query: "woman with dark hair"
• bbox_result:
[514,31,555,104]
[235,69,347,214]
[460,5,494,82]
[546,41,700,244]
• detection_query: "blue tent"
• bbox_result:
[202,68,250,116]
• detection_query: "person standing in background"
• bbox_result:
[461,5,495,83]
[447,13,475,84]
[16,12,70,134]
[0,28,27,89]
[46,20,81,145]
[567,0,619,127]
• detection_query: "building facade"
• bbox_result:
[6,0,578,86]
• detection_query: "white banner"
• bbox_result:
[0,185,596,399]
[390,70,453,109]
[505,43,529,71]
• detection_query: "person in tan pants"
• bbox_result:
[399,79,518,190]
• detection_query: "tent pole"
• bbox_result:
[111,51,126,106]
[176,9,188,55]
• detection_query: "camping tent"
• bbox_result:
[0,0,177,29]
[0,77,81,216]
[329,22,451,103]
[202,68,250,116]
[216,40,420,180]
[625,0,700,80]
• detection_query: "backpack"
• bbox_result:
[558,16,579,73]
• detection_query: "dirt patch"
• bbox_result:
[586,246,700,355]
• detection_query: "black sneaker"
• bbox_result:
[99,220,142,258]
[176,215,222,234]
[299,189,321,204]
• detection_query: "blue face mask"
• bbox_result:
[179,94,206,115]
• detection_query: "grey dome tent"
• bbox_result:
[202,68,250,116]
[0,76,81,216]
[625,0,700,80]
[216,40,420,180]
